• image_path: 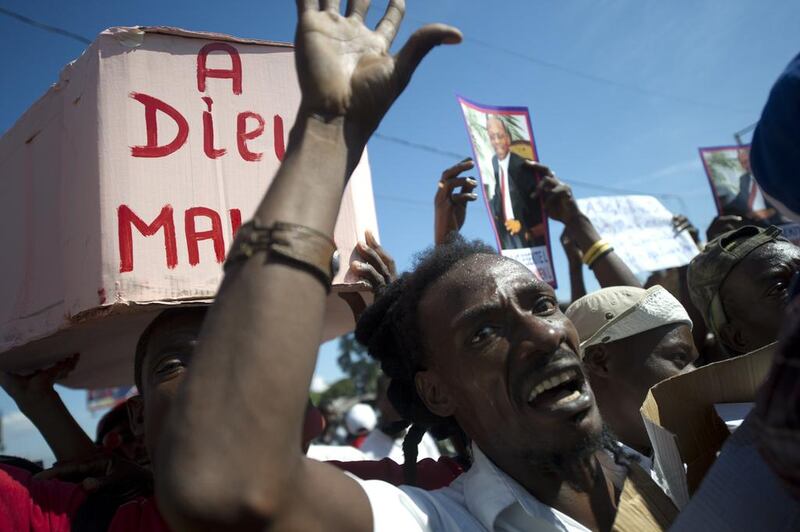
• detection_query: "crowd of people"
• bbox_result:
[1,1,799,530]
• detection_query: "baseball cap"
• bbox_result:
[566,285,692,356]
[344,403,377,436]
[687,225,786,336]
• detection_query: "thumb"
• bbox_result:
[395,24,462,90]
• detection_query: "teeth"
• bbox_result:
[554,390,581,406]
[528,369,578,402]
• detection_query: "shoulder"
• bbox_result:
[352,475,484,531]
[0,464,86,532]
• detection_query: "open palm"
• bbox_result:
[295,0,461,137]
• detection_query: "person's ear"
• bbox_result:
[718,322,748,355]
[415,370,456,418]
[126,395,145,437]
[583,345,610,377]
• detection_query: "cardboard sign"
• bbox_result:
[576,195,699,273]
[0,27,378,388]
[640,344,774,508]
[457,97,556,287]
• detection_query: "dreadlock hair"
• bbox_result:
[355,235,496,485]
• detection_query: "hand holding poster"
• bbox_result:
[576,195,699,273]
[457,97,556,286]
[699,145,773,220]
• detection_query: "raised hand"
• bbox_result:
[434,159,478,244]
[351,230,397,293]
[0,354,79,412]
[295,0,461,141]
[530,164,580,224]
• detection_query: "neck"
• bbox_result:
[485,446,619,531]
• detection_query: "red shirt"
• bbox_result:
[0,464,169,532]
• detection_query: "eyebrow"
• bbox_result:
[452,301,503,328]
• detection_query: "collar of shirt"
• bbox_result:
[498,153,511,176]
[462,444,590,531]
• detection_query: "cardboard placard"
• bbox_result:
[640,343,774,508]
[0,27,378,388]
[576,195,699,273]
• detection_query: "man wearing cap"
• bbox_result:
[566,285,697,462]
[688,225,800,357]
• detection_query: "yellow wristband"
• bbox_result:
[587,244,614,268]
[582,239,609,265]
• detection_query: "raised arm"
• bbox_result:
[155,2,460,531]
[534,167,641,289]
[0,355,97,464]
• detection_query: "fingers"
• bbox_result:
[356,240,392,281]
[440,159,474,181]
[351,260,387,290]
[523,160,554,177]
[451,192,478,205]
[440,176,476,194]
[296,0,321,13]
[376,0,405,44]
[394,23,462,90]
[364,230,397,277]
[320,0,341,12]
[345,0,370,20]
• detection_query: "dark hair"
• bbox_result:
[95,401,131,445]
[134,306,208,391]
[355,235,495,484]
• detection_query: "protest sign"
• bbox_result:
[88,386,137,413]
[457,97,556,286]
[0,27,378,388]
[576,195,699,273]
[698,145,777,220]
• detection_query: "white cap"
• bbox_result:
[565,285,692,356]
[344,403,377,435]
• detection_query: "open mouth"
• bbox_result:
[526,368,587,410]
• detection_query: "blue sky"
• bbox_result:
[1,0,798,464]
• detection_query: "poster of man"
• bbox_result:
[699,145,772,219]
[458,97,555,286]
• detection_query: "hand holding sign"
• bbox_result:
[532,168,580,225]
[295,0,461,143]
[434,159,478,244]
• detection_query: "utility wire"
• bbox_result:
[0,7,92,45]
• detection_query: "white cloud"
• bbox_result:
[2,410,35,434]
[310,376,329,394]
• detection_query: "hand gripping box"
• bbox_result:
[0,27,378,388]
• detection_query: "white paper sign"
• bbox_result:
[576,195,699,273]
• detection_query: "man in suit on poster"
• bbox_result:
[486,114,545,249]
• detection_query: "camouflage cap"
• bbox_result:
[687,225,786,336]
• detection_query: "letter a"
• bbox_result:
[197,42,243,95]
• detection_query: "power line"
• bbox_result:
[0,7,92,45]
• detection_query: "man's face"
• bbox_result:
[738,148,751,173]
[596,323,697,444]
[721,241,800,352]
[416,255,602,465]
[140,313,202,466]
[487,117,511,160]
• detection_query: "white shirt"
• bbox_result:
[497,154,516,222]
[306,443,368,462]
[360,429,441,464]
[355,444,596,531]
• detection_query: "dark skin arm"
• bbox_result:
[0,355,97,464]
[155,2,461,531]
[532,166,641,289]
[434,159,477,245]
[561,230,587,302]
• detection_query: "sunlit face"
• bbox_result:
[721,241,800,352]
[591,323,697,448]
[487,117,511,160]
[416,254,602,464]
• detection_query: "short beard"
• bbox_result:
[522,425,624,491]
